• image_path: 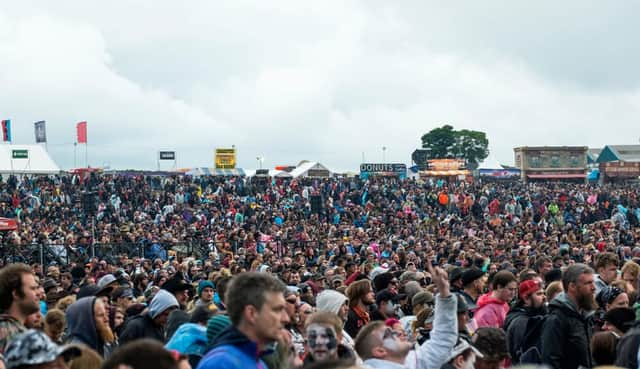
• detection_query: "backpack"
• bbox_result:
[515,315,547,364]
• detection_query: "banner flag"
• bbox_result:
[34,121,47,143]
[1,120,10,142]
[77,121,87,143]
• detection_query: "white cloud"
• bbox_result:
[1,2,639,171]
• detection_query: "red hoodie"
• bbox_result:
[474,292,510,329]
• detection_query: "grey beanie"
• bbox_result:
[316,290,347,315]
[148,289,179,319]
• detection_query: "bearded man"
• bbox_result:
[65,296,117,358]
[541,263,596,369]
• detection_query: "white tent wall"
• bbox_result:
[290,162,331,178]
[0,145,61,174]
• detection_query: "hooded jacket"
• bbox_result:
[197,326,267,369]
[473,293,509,328]
[119,313,164,344]
[540,292,593,369]
[65,297,114,358]
[503,305,547,363]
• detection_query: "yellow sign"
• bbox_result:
[215,148,236,169]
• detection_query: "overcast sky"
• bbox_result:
[1,2,639,171]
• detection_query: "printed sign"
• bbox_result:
[215,148,236,169]
[12,149,28,159]
[159,151,176,160]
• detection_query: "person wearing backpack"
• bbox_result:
[503,279,547,364]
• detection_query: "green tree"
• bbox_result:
[421,125,489,169]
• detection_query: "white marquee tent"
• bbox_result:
[0,145,61,174]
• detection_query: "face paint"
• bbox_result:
[384,302,396,315]
[381,327,401,351]
[306,324,338,361]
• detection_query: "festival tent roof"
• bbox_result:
[0,145,61,174]
[597,145,640,163]
[184,167,246,176]
[290,161,331,178]
[478,157,505,169]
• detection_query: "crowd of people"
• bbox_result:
[0,172,639,369]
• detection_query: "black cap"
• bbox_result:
[375,289,404,305]
[544,268,563,285]
[162,272,191,294]
[449,267,464,283]
[461,268,485,287]
[603,307,636,334]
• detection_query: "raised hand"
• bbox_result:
[426,258,450,298]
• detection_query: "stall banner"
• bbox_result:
[360,163,407,179]
[428,159,465,171]
[479,169,521,178]
[215,148,236,169]
[601,162,640,177]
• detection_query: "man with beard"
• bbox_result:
[344,279,375,338]
[541,263,595,369]
[65,296,116,358]
[0,264,40,355]
[503,279,547,364]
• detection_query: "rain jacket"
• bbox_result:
[473,293,509,328]
[540,293,593,369]
[197,326,268,369]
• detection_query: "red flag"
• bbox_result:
[77,121,87,143]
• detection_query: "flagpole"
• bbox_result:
[74,143,77,168]
[85,143,88,168]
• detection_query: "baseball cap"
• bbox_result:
[43,278,59,292]
[461,268,485,287]
[444,336,484,363]
[112,287,135,300]
[4,329,81,369]
[518,280,541,300]
[603,307,636,334]
[96,274,117,297]
[412,291,435,307]
[449,267,464,283]
[97,274,117,289]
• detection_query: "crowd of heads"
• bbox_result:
[0,173,639,369]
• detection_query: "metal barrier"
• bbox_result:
[0,239,313,266]
[0,241,212,266]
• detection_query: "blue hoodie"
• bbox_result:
[197,326,267,369]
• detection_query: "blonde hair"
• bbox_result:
[546,281,563,301]
[411,307,434,334]
[55,295,77,312]
[622,261,640,281]
[69,344,104,369]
